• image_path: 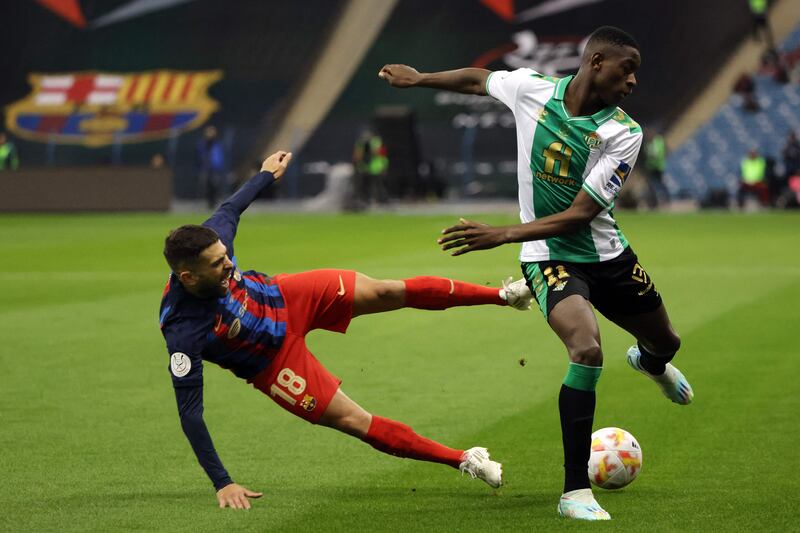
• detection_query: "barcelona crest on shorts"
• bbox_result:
[300,394,317,412]
[4,70,222,147]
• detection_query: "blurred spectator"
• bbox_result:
[733,73,759,112]
[749,0,774,50]
[760,48,788,83]
[150,153,166,169]
[738,148,770,208]
[197,126,226,208]
[643,129,669,208]
[0,132,19,170]
[782,131,800,178]
[351,129,389,209]
[775,176,800,208]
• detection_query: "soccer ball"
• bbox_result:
[588,427,642,489]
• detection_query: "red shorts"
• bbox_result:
[249,269,356,424]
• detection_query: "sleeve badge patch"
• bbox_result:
[170,352,192,378]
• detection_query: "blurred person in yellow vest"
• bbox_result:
[738,148,770,208]
[351,129,389,209]
[643,128,668,208]
[0,132,19,171]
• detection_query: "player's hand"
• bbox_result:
[438,218,509,256]
[378,64,421,88]
[216,483,263,510]
[261,151,293,180]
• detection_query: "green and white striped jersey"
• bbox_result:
[487,68,643,263]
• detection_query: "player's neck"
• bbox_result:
[563,72,606,118]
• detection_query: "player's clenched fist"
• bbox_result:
[216,483,263,510]
[261,150,293,179]
[378,64,421,88]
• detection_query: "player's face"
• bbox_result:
[594,45,641,107]
[191,240,234,298]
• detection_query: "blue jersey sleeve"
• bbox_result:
[162,311,233,490]
[202,171,277,257]
[174,385,233,490]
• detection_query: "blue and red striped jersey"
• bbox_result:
[159,171,284,388]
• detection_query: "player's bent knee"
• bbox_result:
[569,344,603,366]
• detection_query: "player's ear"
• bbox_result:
[178,270,196,285]
[591,52,604,70]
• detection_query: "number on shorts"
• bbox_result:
[269,367,307,406]
[543,265,570,287]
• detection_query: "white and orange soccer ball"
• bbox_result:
[588,427,642,489]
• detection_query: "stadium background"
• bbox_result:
[1,1,799,531]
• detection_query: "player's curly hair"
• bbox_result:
[586,26,639,51]
[164,224,220,272]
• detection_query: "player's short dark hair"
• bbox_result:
[163,224,220,272]
[586,26,639,51]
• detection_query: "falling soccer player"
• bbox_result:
[159,150,534,509]
[379,25,694,520]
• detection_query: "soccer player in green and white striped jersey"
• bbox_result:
[380,26,693,521]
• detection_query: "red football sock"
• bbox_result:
[362,416,464,468]
[402,276,503,310]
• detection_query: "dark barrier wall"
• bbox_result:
[1,0,343,197]
[300,0,754,198]
[0,168,171,211]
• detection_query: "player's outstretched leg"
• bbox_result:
[320,389,503,489]
[627,345,693,404]
[403,275,531,310]
[351,273,531,316]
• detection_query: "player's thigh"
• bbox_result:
[249,334,341,424]
[352,272,405,317]
[521,261,601,364]
[548,294,604,365]
[276,269,356,334]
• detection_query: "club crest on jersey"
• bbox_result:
[300,394,317,412]
[5,70,222,147]
[170,352,191,378]
[584,132,602,149]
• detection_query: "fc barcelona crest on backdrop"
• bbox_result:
[5,70,222,147]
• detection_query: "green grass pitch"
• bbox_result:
[1,211,798,532]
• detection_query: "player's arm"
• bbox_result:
[202,151,293,247]
[174,385,263,509]
[378,64,490,95]
[438,191,604,256]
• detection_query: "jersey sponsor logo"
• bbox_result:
[534,171,578,187]
[602,161,631,196]
[5,70,222,147]
[170,352,191,377]
[227,318,241,339]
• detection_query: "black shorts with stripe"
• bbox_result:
[521,247,663,320]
